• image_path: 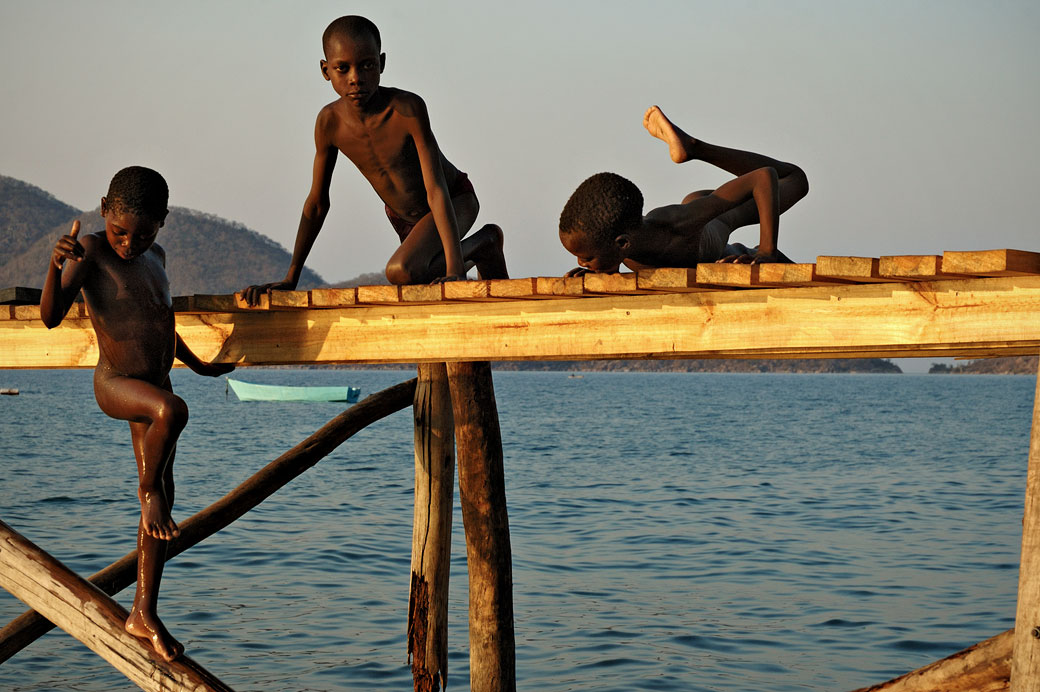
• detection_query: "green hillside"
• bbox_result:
[0,176,324,295]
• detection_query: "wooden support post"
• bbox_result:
[0,519,234,691]
[0,379,416,663]
[1011,354,1040,690]
[409,364,455,692]
[446,362,516,692]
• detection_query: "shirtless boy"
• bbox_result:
[559,105,809,276]
[243,15,507,304]
[41,166,233,661]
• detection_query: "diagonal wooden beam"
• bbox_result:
[0,519,234,691]
[0,379,416,663]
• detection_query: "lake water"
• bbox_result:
[0,368,1034,691]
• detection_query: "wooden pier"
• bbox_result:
[2,249,1040,691]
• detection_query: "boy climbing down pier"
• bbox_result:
[40,166,234,661]
[243,15,507,304]
[559,105,809,275]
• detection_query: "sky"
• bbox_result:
[2,1,1038,369]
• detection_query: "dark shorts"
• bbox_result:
[384,171,475,241]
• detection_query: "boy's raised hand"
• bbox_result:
[51,220,84,269]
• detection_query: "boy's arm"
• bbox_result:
[408,98,467,281]
[175,333,235,377]
[40,220,89,328]
[241,111,338,305]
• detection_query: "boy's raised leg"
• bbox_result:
[644,105,809,227]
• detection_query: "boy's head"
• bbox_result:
[320,16,385,104]
[558,172,643,273]
[99,166,169,261]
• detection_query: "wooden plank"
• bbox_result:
[636,268,709,292]
[401,284,444,303]
[695,263,758,287]
[444,280,496,301]
[12,305,41,321]
[1012,354,1040,691]
[534,276,583,297]
[0,306,12,320]
[943,249,1040,277]
[269,290,310,309]
[0,379,417,663]
[6,277,1040,366]
[233,292,270,310]
[879,255,967,281]
[815,256,891,282]
[357,285,401,304]
[409,365,454,692]
[310,287,357,307]
[177,294,240,313]
[489,278,539,299]
[757,263,852,287]
[582,272,641,294]
[0,287,41,305]
[850,628,1010,691]
[0,519,234,691]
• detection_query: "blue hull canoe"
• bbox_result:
[227,378,360,403]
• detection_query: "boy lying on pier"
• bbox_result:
[242,14,508,305]
[40,166,234,661]
[559,106,809,276]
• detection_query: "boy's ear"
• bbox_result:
[380,53,386,73]
[99,197,108,216]
[614,234,632,257]
[320,59,330,81]
[158,208,169,228]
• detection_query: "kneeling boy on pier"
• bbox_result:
[559,106,809,276]
[40,166,234,661]
[243,14,508,304]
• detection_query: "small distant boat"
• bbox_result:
[227,378,360,403]
[567,374,584,379]
[0,388,19,395]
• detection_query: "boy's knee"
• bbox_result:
[788,167,809,199]
[384,259,414,286]
[159,395,189,431]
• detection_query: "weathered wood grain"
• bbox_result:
[1012,355,1040,691]
[447,362,515,692]
[942,249,1040,277]
[0,520,235,691]
[409,364,454,692]
[850,628,1010,691]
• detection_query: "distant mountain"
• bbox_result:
[490,358,903,374]
[930,356,1037,375]
[0,175,324,296]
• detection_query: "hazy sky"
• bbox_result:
[2,0,1037,287]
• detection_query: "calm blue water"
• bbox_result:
[0,368,1033,691]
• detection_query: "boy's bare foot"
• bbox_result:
[471,224,509,280]
[138,488,180,541]
[125,607,184,662]
[643,105,696,164]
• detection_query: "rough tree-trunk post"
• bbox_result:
[447,361,516,692]
[409,364,455,692]
[1011,353,1040,690]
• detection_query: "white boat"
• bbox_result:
[226,378,360,403]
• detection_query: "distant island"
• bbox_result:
[929,356,1038,375]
